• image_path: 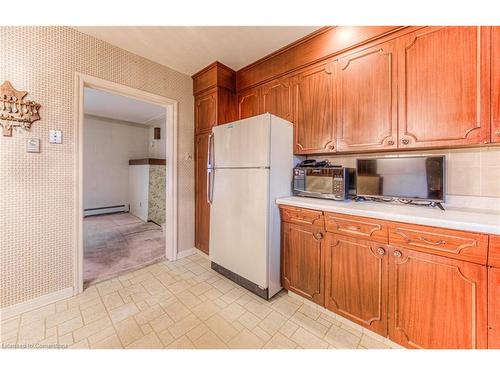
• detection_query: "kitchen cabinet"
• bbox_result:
[237,87,261,120]
[280,206,325,305]
[324,233,389,336]
[195,90,217,134]
[397,26,490,149]
[336,40,398,152]
[491,27,500,143]
[488,267,500,348]
[293,61,336,154]
[195,133,210,254]
[260,77,294,122]
[388,246,488,349]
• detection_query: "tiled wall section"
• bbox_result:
[322,147,500,198]
[148,165,166,225]
[0,27,194,308]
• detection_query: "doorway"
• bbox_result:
[74,73,178,293]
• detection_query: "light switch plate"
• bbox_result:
[49,130,62,144]
[27,138,40,153]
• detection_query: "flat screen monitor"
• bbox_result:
[356,156,445,202]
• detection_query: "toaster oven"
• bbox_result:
[293,166,356,200]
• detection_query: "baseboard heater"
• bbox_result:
[84,205,128,217]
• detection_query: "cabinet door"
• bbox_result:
[488,267,500,348]
[336,41,397,152]
[281,222,325,305]
[195,90,217,134]
[238,88,261,120]
[492,27,500,143]
[397,26,490,148]
[388,247,488,349]
[261,77,293,122]
[194,133,210,254]
[325,234,388,335]
[294,61,335,154]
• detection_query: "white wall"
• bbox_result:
[83,114,149,211]
[148,117,166,159]
[128,165,150,221]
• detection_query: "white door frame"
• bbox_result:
[73,73,179,294]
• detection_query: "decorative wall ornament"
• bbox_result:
[0,81,41,136]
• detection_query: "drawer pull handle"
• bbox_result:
[393,250,402,258]
[313,232,324,240]
[376,247,385,256]
[345,225,361,231]
[417,236,446,246]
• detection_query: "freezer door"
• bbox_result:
[213,115,270,168]
[209,168,269,288]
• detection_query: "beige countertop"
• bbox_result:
[275,196,500,235]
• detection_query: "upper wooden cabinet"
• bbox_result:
[491,27,500,143]
[237,88,261,120]
[388,246,488,349]
[195,90,217,134]
[260,77,294,122]
[325,234,388,336]
[281,221,325,305]
[397,26,491,149]
[336,41,398,152]
[294,61,336,154]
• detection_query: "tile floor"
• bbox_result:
[84,213,165,286]
[0,253,402,349]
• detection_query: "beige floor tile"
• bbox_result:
[271,298,301,318]
[252,326,272,343]
[290,327,329,349]
[20,304,55,325]
[134,305,164,326]
[17,319,45,343]
[167,280,191,294]
[45,307,81,328]
[219,288,247,304]
[234,293,255,306]
[142,280,168,295]
[231,320,245,332]
[114,317,144,346]
[81,303,108,324]
[46,326,57,338]
[160,300,191,322]
[258,311,287,335]
[191,300,221,321]
[168,314,202,338]
[70,339,90,349]
[58,333,74,346]
[237,311,261,330]
[37,335,58,346]
[227,329,264,349]
[298,304,321,320]
[57,316,84,336]
[204,288,223,300]
[87,326,117,345]
[291,311,329,338]
[324,325,361,349]
[141,324,153,335]
[359,334,391,349]
[73,317,113,343]
[193,330,228,349]
[157,328,175,346]
[188,282,212,296]
[212,279,235,294]
[102,292,125,311]
[205,315,238,343]
[245,300,273,320]
[185,323,210,342]
[55,300,69,313]
[218,303,246,323]
[175,291,203,309]
[78,296,102,312]
[126,332,163,349]
[91,334,123,349]
[166,336,195,349]
[109,303,140,324]
[150,314,174,333]
[264,333,298,349]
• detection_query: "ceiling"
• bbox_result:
[73,26,321,75]
[84,88,165,126]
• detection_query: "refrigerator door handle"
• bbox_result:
[207,132,214,169]
[207,168,213,204]
[207,132,214,204]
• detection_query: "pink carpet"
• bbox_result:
[83,213,165,286]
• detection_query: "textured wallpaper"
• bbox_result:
[148,165,166,225]
[0,26,194,308]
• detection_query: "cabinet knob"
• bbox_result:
[495,130,500,137]
[376,247,385,256]
[401,138,410,145]
[329,144,335,150]
[387,140,394,146]
[393,250,403,258]
[313,232,324,240]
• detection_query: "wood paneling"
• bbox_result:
[128,158,166,166]
[397,26,491,149]
[261,77,293,122]
[294,61,336,154]
[388,222,488,265]
[491,27,500,143]
[217,88,238,125]
[195,90,217,134]
[325,234,388,335]
[488,267,500,348]
[281,222,325,305]
[279,205,324,227]
[194,133,210,254]
[489,235,500,268]
[336,40,398,151]
[192,61,236,95]
[388,246,488,349]
[325,212,388,243]
[237,26,405,91]
[237,87,261,120]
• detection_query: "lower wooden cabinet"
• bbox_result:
[324,234,388,336]
[388,246,488,349]
[489,267,500,348]
[281,221,325,305]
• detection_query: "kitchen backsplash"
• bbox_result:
[318,146,500,199]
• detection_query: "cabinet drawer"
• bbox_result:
[324,212,388,243]
[489,235,500,268]
[279,205,324,227]
[388,222,488,264]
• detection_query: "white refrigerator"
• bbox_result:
[207,113,293,299]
